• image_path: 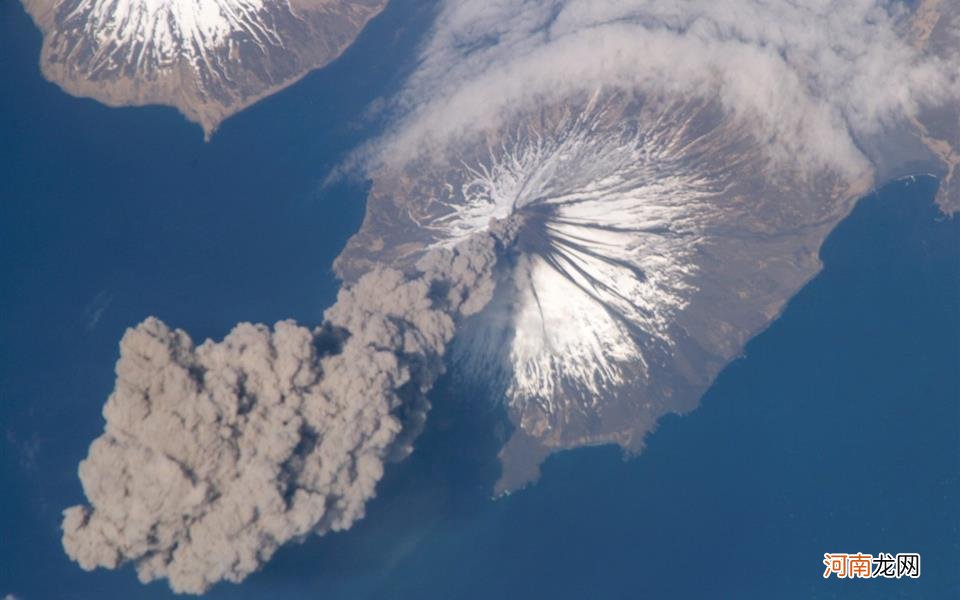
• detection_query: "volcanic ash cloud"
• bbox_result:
[61,225,515,594]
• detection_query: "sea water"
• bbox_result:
[1,2,957,598]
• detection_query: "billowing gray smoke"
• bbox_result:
[61,223,517,594]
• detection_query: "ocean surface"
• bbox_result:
[1,2,958,599]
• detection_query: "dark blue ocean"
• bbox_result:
[2,2,958,599]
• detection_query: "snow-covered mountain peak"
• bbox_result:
[23,0,387,137]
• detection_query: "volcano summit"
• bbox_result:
[338,0,960,491]
[21,0,386,137]
[338,90,876,491]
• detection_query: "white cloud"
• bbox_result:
[367,0,957,181]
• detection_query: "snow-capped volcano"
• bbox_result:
[22,0,387,136]
[336,89,871,490]
[441,96,720,412]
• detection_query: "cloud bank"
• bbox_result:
[62,224,515,594]
[370,0,957,181]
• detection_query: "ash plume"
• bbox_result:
[61,224,516,594]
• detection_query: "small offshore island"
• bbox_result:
[21,0,387,138]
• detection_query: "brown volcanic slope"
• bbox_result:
[336,90,880,493]
[334,1,959,493]
[22,0,387,138]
